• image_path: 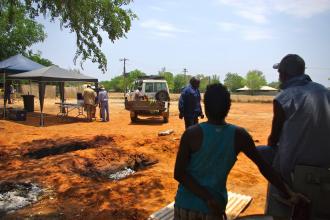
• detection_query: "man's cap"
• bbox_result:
[273,54,305,69]
[99,85,105,89]
[273,54,305,75]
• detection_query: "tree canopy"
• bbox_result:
[0,5,46,60]
[224,73,245,92]
[245,70,267,90]
[26,51,53,66]
[1,0,136,72]
[158,70,174,91]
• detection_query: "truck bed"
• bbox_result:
[125,100,166,111]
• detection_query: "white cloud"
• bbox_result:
[217,21,273,40]
[217,0,330,23]
[140,19,188,38]
[149,6,166,12]
[274,0,330,18]
[218,0,269,24]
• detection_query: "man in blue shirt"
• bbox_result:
[98,85,109,122]
[179,77,204,129]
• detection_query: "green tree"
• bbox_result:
[126,69,146,86]
[173,74,189,93]
[268,81,280,89]
[210,74,220,84]
[105,76,125,92]
[1,0,137,72]
[26,51,53,66]
[224,73,245,92]
[159,71,174,92]
[245,70,267,91]
[101,69,145,92]
[0,5,46,60]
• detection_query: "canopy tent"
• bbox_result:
[259,85,278,91]
[9,65,98,126]
[0,54,45,74]
[0,54,45,118]
[236,86,251,91]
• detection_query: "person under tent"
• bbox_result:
[83,84,96,122]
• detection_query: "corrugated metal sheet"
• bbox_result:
[148,191,252,220]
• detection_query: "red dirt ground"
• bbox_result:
[0,99,273,219]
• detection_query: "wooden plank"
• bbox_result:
[148,192,252,220]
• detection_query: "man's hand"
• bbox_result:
[200,114,205,119]
[207,198,225,217]
[274,183,310,206]
[179,113,183,119]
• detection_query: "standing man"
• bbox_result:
[98,85,109,122]
[4,81,13,105]
[83,84,96,122]
[260,54,330,219]
[179,77,204,129]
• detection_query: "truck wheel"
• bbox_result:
[130,111,138,122]
[163,116,169,123]
[155,90,170,102]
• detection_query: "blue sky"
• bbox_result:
[32,0,330,87]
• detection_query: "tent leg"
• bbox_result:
[29,80,32,95]
[3,72,6,118]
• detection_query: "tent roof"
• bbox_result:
[260,86,278,91]
[8,65,98,82]
[0,54,45,74]
[236,86,251,91]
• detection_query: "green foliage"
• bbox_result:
[100,69,145,92]
[0,5,46,60]
[1,0,136,73]
[158,70,174,92]
[245,70,267,91]
[127,69,146,85]
[196,74,221,92]
[173,74,189,93]
[210,74,220,84]
[25,51,53,66]
[224,73,245,92]
[102,76,125,92]
[268,81,280,89]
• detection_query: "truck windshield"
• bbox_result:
[145,83,154,92]
[154,82,167,92]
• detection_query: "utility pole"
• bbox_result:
[183,68,188,84]
[120,58,129,93]
[119,58,129,77]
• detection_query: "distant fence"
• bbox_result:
[18,84,84,99]
[20,84,56,99]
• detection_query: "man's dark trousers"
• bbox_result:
[184,117,198,129]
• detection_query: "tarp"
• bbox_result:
[0,54,45,74]
[8,65,98,82]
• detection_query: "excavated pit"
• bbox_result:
[23,136,113,159]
